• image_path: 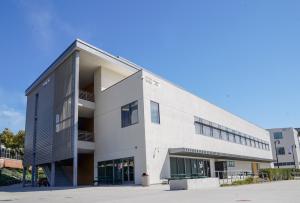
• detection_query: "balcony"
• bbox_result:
[79,90,94,102]
[78,130,94,142]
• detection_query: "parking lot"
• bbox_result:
[1,180,299,203]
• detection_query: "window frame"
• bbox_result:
[150,101,160,124]
[121,100,139,128]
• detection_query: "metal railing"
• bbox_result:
[78,130,94,142]
[0,147,22,160]
[215,170,261,185]
[79,90,95,102]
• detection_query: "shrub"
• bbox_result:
[259,168,300,181]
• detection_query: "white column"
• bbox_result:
[72,51,80,187]
[210,159,215,177]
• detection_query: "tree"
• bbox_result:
[0,128,14,149]
[0,128,25,150]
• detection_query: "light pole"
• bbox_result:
[274,140,280,168]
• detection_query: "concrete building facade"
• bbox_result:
[24,39,273,186]
[267,128,300,168]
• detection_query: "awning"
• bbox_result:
[169,148,274,162]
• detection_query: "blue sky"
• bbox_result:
[0,0,299,132]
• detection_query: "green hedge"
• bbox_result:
[259,168,300,181]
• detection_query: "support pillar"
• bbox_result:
[22,166,27,187]
[72,50,80,187]
[210,159,215,177]
[51,162,55,186]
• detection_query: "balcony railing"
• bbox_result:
[0,147,22,160]
[78,130,94,142]
[79,90,95,102]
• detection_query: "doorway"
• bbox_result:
[215,161,227,179]
[98,157,134,184]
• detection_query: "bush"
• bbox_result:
[259,168,300,181]
[231,177,254,185]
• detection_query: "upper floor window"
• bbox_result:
[274,132,283,139]
[203,125,212,136]
[150,101,160,124]
[121,101,138,128]
[276,147,285,155]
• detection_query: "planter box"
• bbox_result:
[169,178,219,190]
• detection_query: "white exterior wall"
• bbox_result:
[268,128,300,168]
[100,67,127,91]
[93,70,147,184]
[142,70,273,184]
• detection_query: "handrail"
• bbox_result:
[79,90,94,102]
[78,130,94,142]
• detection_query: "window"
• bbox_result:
[227,161,235,167]
[220,130,227,140]
[229,133,235,142]
[121,101,138,128]
[203,125,212,136]
[212,128,220,139]
[246,138,251,146]
[274,132,283,139]
[241,136,246,145]
[277,147,285,155]
[150,101,160,124]
[195,122,203,134]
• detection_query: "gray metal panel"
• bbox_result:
[35,74,55,164]
[24,75,55,166]
[53,54,74,161]
[24,94,35,166]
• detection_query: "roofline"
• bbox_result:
[25,39,141,95]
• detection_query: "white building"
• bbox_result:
[24,39,273,186]
[267,128,300,168]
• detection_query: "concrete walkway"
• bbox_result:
[0,180,299,203]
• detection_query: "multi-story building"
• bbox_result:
[24,39,273,187]
[267,128,300,168]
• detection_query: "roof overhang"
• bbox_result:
[169,148,274,163]
[25,39,141,95]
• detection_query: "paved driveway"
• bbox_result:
[0,180,299,203]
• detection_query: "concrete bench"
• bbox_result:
[169,177,219,190]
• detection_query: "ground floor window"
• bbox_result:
[170,157,210,178]
[98,157,134,184]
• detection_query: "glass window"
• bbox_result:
[274,132,283,139]
[121,101,139,128]
[203,125,212,136]
[246,138,251,146]
[241,136,246,145]
[150,101,160,124]
[227,161,235,167]
[277,147,285,155]
[229,133,235,142]
[258,142,262,149]
[221,130,227,140]
[195,122,202,134]
[212,128,221,139]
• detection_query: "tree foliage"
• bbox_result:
[0,128,25,151]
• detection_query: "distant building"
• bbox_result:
[267,128,300,168]
[24,39,273,187]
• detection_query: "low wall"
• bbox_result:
[170,178,219,190]
[0,158,23,169]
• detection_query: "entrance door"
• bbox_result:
[215,161,227,179]
[122,158,134,184]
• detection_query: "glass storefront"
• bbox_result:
[170,157,210,178]
[98,157,134,184]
